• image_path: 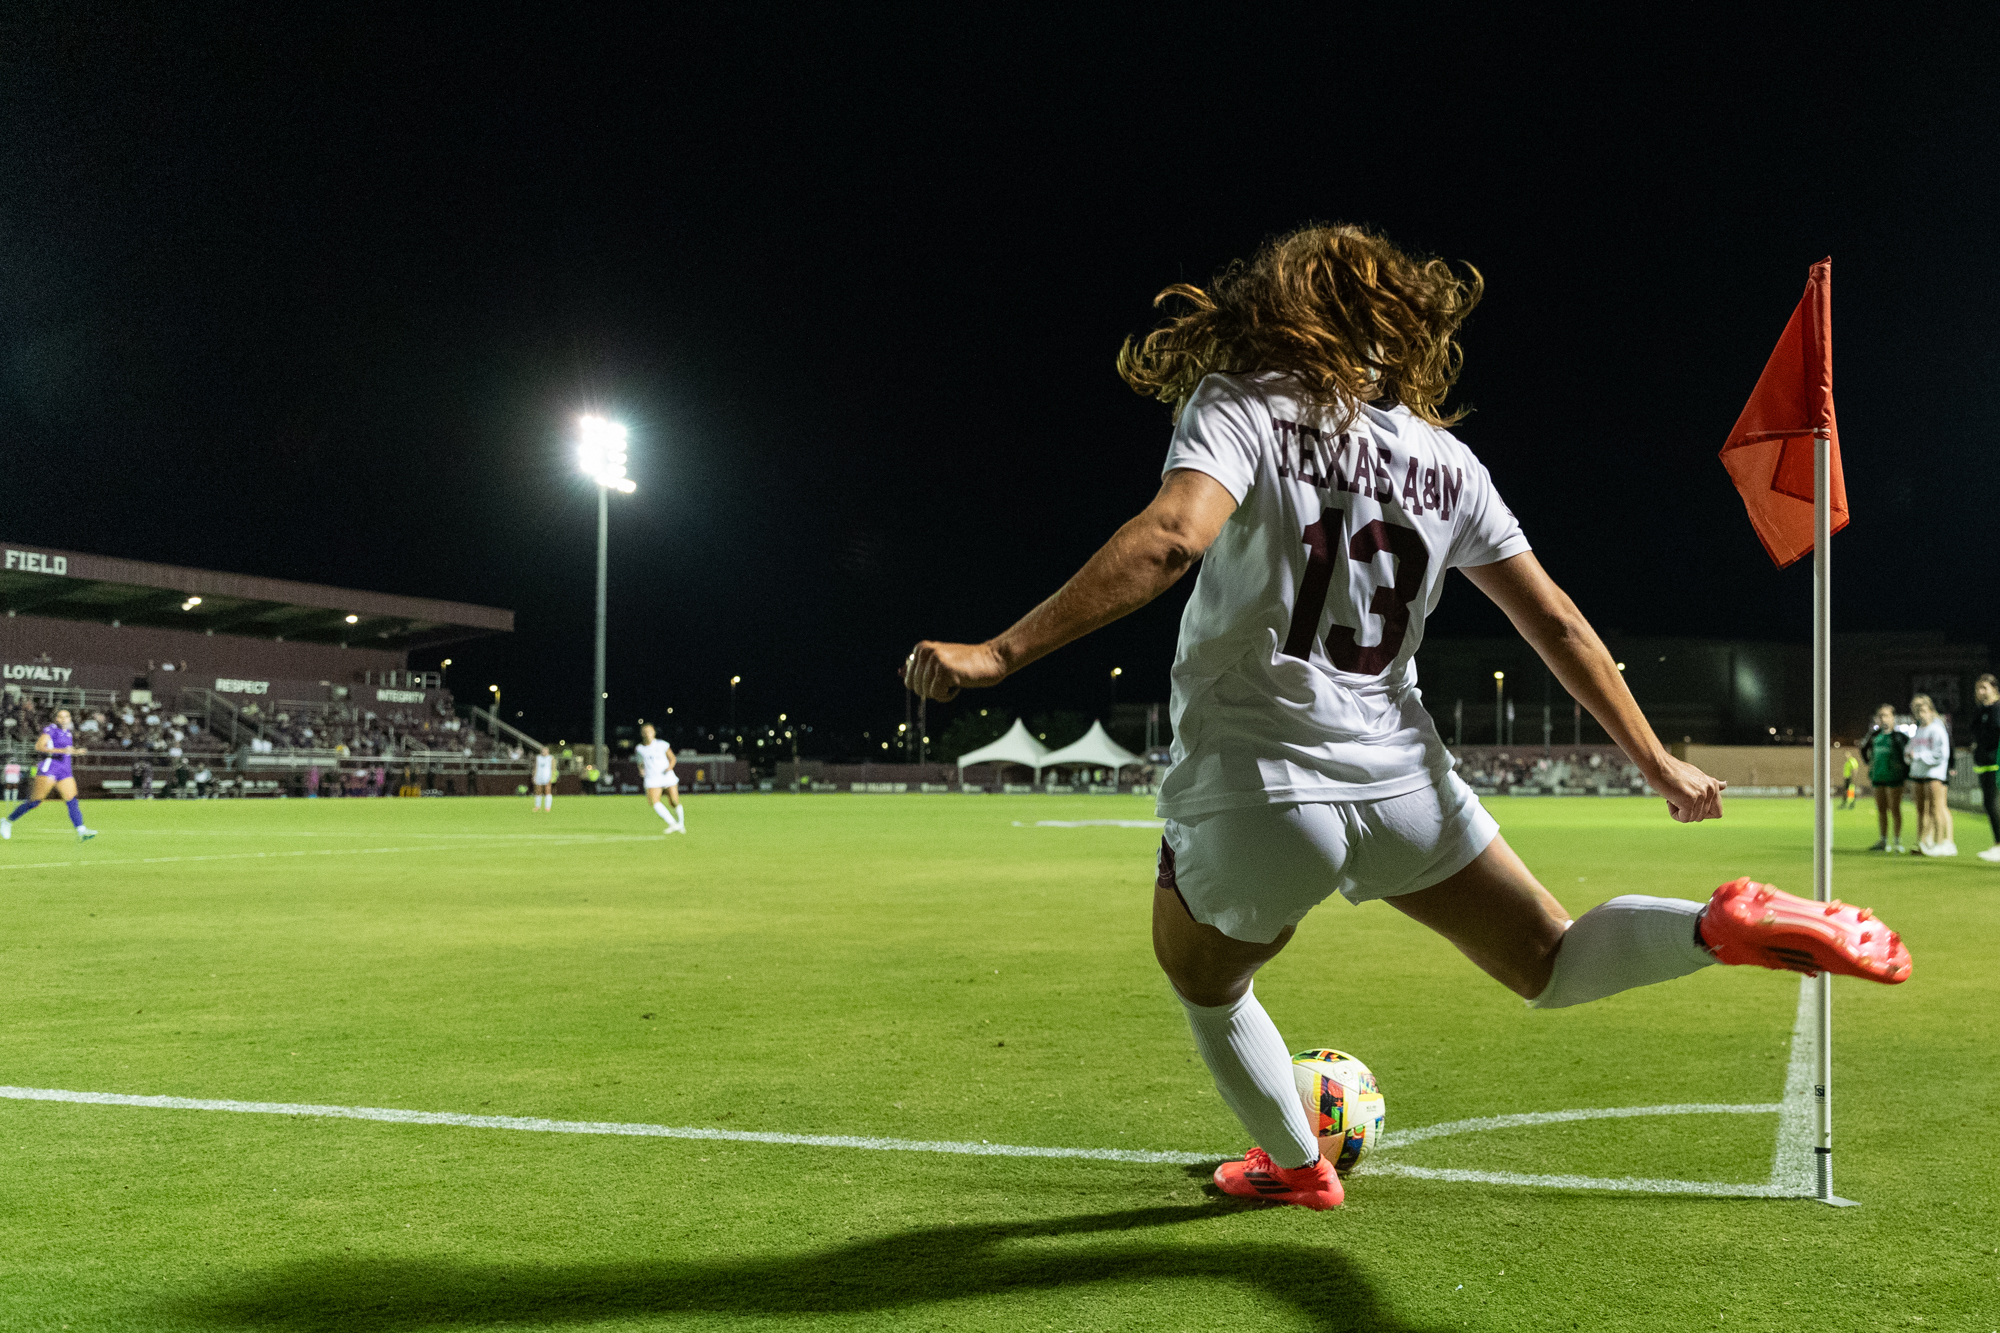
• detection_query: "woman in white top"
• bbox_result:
[530,745,556,812]
[1905,693,1955,856]
[902,225,1910,1210]
[635,724,684,833]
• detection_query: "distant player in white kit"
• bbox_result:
[635,724,684,833]
[903,224,1911,1210]
[530,745,555,812]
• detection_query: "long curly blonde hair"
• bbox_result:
[1117,224,1483,427]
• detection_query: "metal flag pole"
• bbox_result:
[1813,426,1857,1207]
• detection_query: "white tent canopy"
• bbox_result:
[1038,720,1143,777]
[955,717,1052,779]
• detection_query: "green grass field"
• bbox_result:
[1,792,1994,1332]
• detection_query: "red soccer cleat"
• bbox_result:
[1700,878,1911,984]
[1213,1146,1345,1210]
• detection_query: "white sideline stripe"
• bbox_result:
[1374,1102,1782,1149]
[76,831,654,842]
[1359,1162,1795,1197]
[0,835,660,873]
[1014,820,1165,829]
[0,1086,1218,1165]
[1770,974,1817,1195]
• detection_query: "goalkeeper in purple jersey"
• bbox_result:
[2,707,98,842]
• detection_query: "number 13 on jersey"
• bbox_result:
[1280,505,1431,676]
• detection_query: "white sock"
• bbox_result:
[653,801,673,825]
[1528,895,1713,1009]
[672,805,685,829]
[1178,984,1318,1168]
[544,794,553,810]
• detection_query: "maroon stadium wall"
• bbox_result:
[1,615,404,700]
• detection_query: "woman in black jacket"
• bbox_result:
[1973,674,2000,862]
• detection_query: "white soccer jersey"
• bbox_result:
[532,753,554,784]
[1158,372,1531,818]
[635,740,675,787]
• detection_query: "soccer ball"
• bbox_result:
[1291,1048,1385,1174]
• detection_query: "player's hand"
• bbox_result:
[903,640,1006,702]
[1650,753,1725,823]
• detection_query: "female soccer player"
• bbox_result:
[634,724,683,833]
[2,707,98,841]
[1971,674,2000,862]
[902,225,1911,1210]
[1906,693,1954,856]
[531,744,556,812]
[1861,703,1910,852]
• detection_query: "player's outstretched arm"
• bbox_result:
[1461,551,1725,824]
[903,468,1237,702]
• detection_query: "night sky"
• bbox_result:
[4,8,1993,754]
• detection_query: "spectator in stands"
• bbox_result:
[195,763,214,798]
[1972,674,2000,863]
[1906,693,1955,857]
[132,757,153,800]
[306,764,321,798]
[173,756,193,797]
[3,758,18,803]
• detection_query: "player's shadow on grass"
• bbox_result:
[170,1200,1445,1333]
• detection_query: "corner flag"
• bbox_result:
[1720,258,1854,1206]
[1718,259,1846,568]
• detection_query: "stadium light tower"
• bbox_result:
[1493,671,1505,746]
[577,414,636,772]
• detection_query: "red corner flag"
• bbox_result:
[1718,258,1847,568]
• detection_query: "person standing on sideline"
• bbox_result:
[3,757,18,803]
[1970,674,2000,862]
[530,744,556,813]
[1906,693,1955,856]
[2,707,98,841]
[634,724,684,833]
[1861,704,1911,852]
[1840,749,1860,810]
[900,223,1911,1210]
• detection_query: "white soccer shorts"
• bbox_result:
[646,772,677,789]
[1158,770,1499,944]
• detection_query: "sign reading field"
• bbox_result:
[4,548,67,576]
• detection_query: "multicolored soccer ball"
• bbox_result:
[1291,1048,1385,1173]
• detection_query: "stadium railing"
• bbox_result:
[178,687,268,748]
[465,705,549,755]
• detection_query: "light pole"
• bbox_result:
[1110,666,1122,711]
[577,415,636,773]
[729,676,741,748]
[1493,671,1505,746]
[488,684,501,737]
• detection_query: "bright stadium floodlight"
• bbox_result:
[576,414,640,772]
[345,614,359,624]
[181,596,201,610]
[576,415,636,493]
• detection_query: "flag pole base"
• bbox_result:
[1814,1152,1859,1206]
